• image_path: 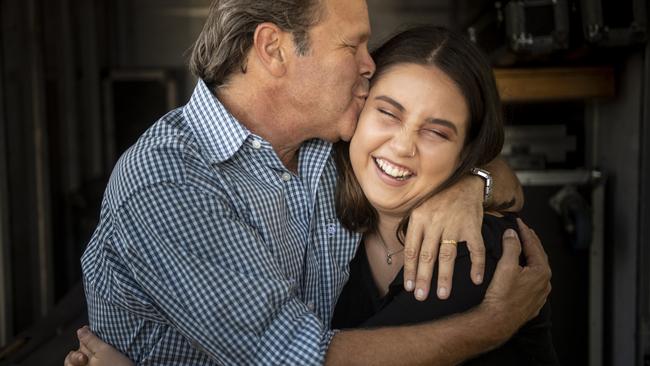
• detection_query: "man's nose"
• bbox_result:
[359,45,376,80]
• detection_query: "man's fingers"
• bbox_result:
[465,231,486,285]
[499,228,522,268]
[403,222,424,292]
[435,239,457,300]
[516,218,547,266]
[414,227,441,301]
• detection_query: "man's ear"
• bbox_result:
[252,22,289,77]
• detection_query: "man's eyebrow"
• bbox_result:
[425,117,458,134]
[375,95,405,113]
[345,31,370,44]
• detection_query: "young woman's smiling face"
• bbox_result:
[349,63,469,217]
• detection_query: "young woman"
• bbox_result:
[330,25,558,364]
[66,26,557,365]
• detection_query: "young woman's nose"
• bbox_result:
[390,129,416,158]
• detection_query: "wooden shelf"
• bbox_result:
[494,67,615,102]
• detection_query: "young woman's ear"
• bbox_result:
[252,22,289,77]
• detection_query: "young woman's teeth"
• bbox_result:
[375,158,414,180]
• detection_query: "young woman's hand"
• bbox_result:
[403,174,485,301]
[63,326,133,366]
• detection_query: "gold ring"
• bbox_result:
[441,239,458,246]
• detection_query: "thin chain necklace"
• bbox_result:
[375,230,404,265]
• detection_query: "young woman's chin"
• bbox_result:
[360,186,421,218]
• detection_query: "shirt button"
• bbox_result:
[252,140,262,149]
[327,223,336,237]
[281,172,292,182]
[307,302,315,311]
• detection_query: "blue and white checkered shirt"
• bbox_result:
[81,80,361,365]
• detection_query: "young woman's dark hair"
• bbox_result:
[335,25,505,240]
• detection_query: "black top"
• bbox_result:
[332,214,559,365]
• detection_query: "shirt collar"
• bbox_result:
[183,79,250,164]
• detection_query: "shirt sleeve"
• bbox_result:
[108,181,333,365]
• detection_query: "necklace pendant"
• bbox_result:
[387,255,392,265]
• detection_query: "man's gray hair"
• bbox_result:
[189,0,324,89]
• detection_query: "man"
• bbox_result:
[71,0,551,365]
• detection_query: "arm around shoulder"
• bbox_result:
[325,305,511,366]
[326,219,551,366]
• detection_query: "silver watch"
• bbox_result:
[470,167,493,206]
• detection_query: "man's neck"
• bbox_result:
[215,78,306,171]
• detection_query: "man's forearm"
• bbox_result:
[484,157,523,212]
[325,305,510,366]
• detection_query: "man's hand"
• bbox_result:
[404,175,485,301]
[63,326,133,366]
[403,157,523,302]
[480,218,552,340]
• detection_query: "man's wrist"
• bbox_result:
[475,301,519,344]
[460,173,486,205]
[470,168,493,207]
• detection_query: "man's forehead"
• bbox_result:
[323,0,370,24]
[323,0,371,38]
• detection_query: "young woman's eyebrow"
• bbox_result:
[424,117,458,134]
[375,95,405,113]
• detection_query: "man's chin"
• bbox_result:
[322,134,349,143]
[336,123,357,142]
[338,133,354,142]
[336,114,361,142]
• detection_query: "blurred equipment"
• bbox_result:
[581,0,647,46]
[517,169,604,366]
[467,0,647,65]
[502,125,578,170]
[504,0,570,53]
[467,0,571,64]
[549,183,594,251]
